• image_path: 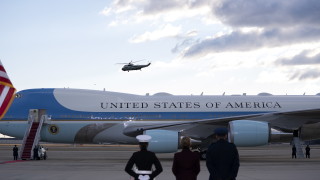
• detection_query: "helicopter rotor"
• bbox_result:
[116,59,146,65]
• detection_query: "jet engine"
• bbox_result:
[229,120,270,147]
[145,130,179,153]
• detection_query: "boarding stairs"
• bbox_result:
[20,109,47,160]
[292,137,304,158]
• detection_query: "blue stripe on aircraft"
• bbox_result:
[3,111,265,121]
[3,88,268,121]
[4,89,70,120]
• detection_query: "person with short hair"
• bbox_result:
[172,136,200,180]
[292,145,297,159]
[305,145,310,158]
[125,135,163,180]
[206,127,240,180]
[33,145,39,160]
[13,145,18,160]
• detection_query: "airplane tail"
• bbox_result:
[0,61,16,119]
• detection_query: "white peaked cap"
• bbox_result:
[136,135,152,142]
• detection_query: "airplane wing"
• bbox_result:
[255,108,320,131]
[123,108,320,137]
[123,113,265,137]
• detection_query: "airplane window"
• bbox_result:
[15,94,22,98]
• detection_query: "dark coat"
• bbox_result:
[33,147,39,158]
[172,148,200,180]
[292,146,297,155]
[13,146,18,156]
[125,150,163,180]
[206,139,240,180]
[306,146,310,155]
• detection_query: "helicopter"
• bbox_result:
[118,60,151,72]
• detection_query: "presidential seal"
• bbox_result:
[48,125,59,135]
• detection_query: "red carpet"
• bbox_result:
[0,160,26,164]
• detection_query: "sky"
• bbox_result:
[1,0,320,96]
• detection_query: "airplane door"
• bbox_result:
[28,109,47,122]
[29,109,48,141]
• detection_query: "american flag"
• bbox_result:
[0,61,16,119]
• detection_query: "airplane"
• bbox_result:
[0,61,320,158]
[119,60,151,72]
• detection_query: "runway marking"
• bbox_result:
[0,160,26,164]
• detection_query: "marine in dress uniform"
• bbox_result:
[206,128,240,180]
[172,137,200,180]
[125,135,163,180]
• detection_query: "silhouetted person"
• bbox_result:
[206,127,239,180]
[13,145,18,160]
[172,137,200,180]
[125,135,163,180]
[33,145,39,160]
[305,145,310,158]
[292,145,297,159]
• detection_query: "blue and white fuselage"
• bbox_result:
[1,88,320,152]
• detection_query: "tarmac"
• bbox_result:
[0,144,319,180]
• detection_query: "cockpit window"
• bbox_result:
[15,93,22,98]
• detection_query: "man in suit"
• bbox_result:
[172,137,200,180]
[13,145,18,160]
[206,127,240,180]
[305,145,310,158]
[125,135,163,180]
[292,145,297,158]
